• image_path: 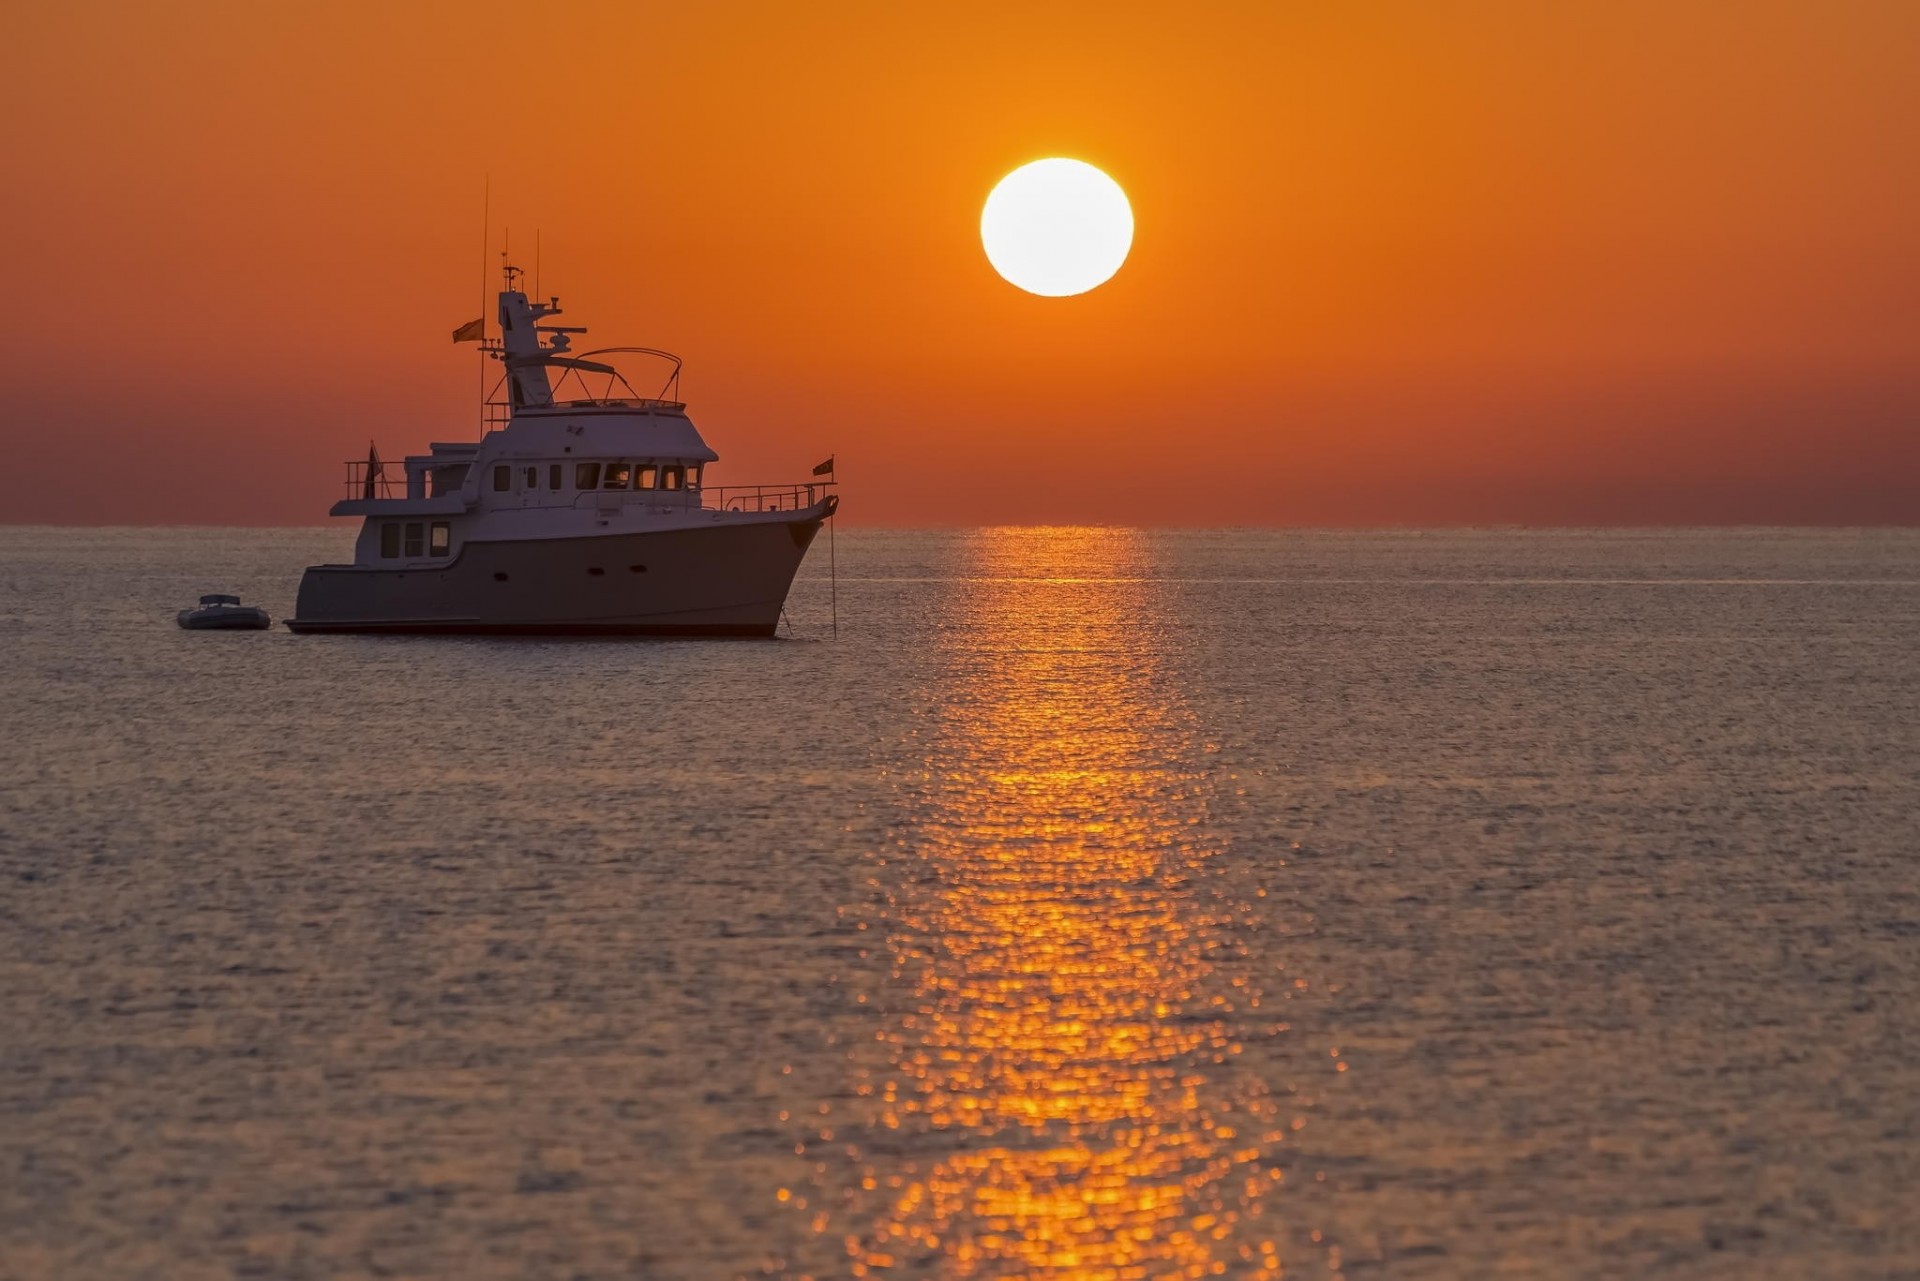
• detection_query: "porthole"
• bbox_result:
[587,567,605,577]
[628,564,648,574]
[493,571,508,582]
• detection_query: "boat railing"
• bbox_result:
[702,483,835,514]
[479,395,690,436]
[342,460,404,500]
[338,466,832,510]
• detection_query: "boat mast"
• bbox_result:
[494,264,579,412]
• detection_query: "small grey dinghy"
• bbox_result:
[177,594,271,630]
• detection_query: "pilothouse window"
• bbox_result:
[636,464,657,490]
[493,465,510,492]
[430,522,450,557]
[575,462,601,489]
[604,462,632,490]
[662,465,684,491]
[687,464,703,488]
[404,523,424,557]
[380,523,399,558]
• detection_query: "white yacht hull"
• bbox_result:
[287,508,827,636]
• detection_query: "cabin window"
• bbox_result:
[404,522,424,557]
[380,523,400,558]
[662,464,684,491]
[687,464,703,488]
[604,462,632,490]
[524,466,538,489]
[575,462,601,489]
[429,464,468,497]
[635,464,658,490]
[493,465,510,492]
[430,522,450,557]
[548,464,562,490]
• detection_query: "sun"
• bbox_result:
[981,158,1133,297]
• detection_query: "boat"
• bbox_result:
[178,594,271,630]
[286,265,837,636]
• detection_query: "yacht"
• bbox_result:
[288,267,837,635]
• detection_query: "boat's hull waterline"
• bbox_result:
[288,507,826,636]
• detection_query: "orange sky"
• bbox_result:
[2,0,1915,525]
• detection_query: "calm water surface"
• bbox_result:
[1,527,1916,1279]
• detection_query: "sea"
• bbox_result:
[1,526,1916,1280]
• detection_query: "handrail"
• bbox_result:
[342,459,404,499]
[700,482,835,514]
[342,460,834,509]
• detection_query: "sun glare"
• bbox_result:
[980,159,1133,297]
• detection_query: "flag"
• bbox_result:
[363,441,383,500]
[452,317,484,343]
[812,455,835,476]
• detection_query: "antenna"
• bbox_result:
[535,229,541,302]
[478,176,489,339]
[478,175,489,429]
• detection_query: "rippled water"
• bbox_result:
[2,526,1916,1279]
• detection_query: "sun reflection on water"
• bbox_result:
[815,529,1288,1279]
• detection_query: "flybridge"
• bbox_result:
[469,264,687,427]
